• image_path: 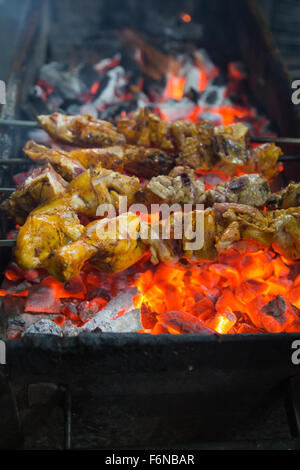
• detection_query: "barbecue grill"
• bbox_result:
[1,0,300,451]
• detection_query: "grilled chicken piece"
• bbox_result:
[138,166,205,206]
[269,208,300,260]
[15,210,85,271]
[23,141,85,181]
[214,203,273,253]
[202,174,270,207]
[37,113,126,147]
[214,203,300,260]
[248,143,282,181]
[118,109,281,178]
[1,164,67,224]
[122,145,175,177]
[15,164,140,270]
[117,109,215,153]
[140,172,270,208]
[267,182,300,209]
[46,213,147,282]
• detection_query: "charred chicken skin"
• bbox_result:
[37,113,126,147]
[36,109,282,179]
[23,141,175,179]
[23,141,85,181]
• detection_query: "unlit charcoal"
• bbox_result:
[79,287,141,333]
[22,318,63,337]
[39,62,86,100]
[81,308,142,333]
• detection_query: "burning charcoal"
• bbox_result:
[140,303,158,330]
[61,319,79,337]
[23,319,63,337]
[191,298,214,321]
[87,287,111,302]
[79,63,101,89]
[260,296,300,333]
[82,308,142,333]
[24,270,41,283]
[157,311,216,335]
[79,287,140,333]
[0,280,31,296]
[64,276,86,296]
[60,300,80,322]
[78,301,98,323]
[5,262,25,282]
[236,323,262,334]
[156,97,196,121]
[39,62,86,100]
[25,285,61,314]
[207,310,237,334]
[2,296,25,317]
[21,313,57,329]
[198,84,226,108]
[92,66,126,108]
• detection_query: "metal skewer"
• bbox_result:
[0,159,29,165]
[0,119,39,128]
[0,240,16,247]
[250,136,300,145]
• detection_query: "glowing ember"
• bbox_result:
[132,249,300,334]
[180,12,192,23]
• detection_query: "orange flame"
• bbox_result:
[180,12,192,23]
[133,249,300,335]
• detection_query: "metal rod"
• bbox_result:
[0,188,16,194]
[0,240,16,247]
[0,119,39,128]
[0,154,298,166]
[251,136,300,145]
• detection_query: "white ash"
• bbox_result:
[39,62,86,100]
[80,308,142,333]
[22,319,63,337]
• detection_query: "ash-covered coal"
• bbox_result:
[26,28,273,137]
